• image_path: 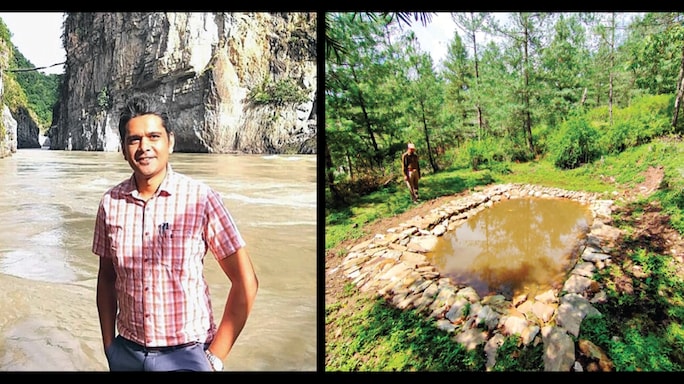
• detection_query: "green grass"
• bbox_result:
[582,246,684,371]
[325,295,487,371]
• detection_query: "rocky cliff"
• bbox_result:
[14,106,41,148]
[0,36,17,158]
[0,104,17,158]
[48,12,317,154]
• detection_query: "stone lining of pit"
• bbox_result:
[335,183,622,371]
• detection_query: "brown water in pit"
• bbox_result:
[427,197,593,299]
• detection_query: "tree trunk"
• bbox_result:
[345,151,354,181]
[423,123,439,173]
[351,65,381,169]
[672,43,684,130]
[325,142,345,206]
[522,23,535,154]
[608,13,615,126]
[470,20,484,141]
[419,99,439,173]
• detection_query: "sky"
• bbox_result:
[409,12,457,68]
[409,12,510,68]
[0,12,66,75]
[409,12,644,69]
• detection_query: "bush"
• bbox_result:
[248,78,309,106]
[547,111,601,169]
[601,120,636,154]
[463,137,507,171]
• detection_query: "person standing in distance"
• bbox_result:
[92,94,259,371]
[402,142,421,203]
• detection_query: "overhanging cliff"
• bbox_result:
[49,12,317,154]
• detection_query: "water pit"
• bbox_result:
[427,197,593,300]
[338,183,621,371]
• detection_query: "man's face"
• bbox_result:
[122,114,174,180]
[408,147,415,154]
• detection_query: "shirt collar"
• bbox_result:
[123,164,175,197]
[158,164,174,195]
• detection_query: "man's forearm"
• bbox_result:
[96,279,117,348]
[211,247,259,360]
[210,279,258,359]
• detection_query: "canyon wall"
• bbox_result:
[48,12,317,154]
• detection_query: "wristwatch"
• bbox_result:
[205,350,224,371]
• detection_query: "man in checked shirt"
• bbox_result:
[92,94,259,371]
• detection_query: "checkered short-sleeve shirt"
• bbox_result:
[92,165,245,347]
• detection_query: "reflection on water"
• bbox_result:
[0,149,316,371]
[427,198,592,299]
[0,203,92,283]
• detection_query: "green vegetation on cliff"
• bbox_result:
[0,16,60,133]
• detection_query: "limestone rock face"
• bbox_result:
[49,12,317,154]
[1,104,18,158]
[14,106,41,148]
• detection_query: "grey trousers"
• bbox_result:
[104,335,214,371]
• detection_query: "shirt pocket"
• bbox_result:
[159,226,203,271]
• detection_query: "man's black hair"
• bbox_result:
[118,94,171,147]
